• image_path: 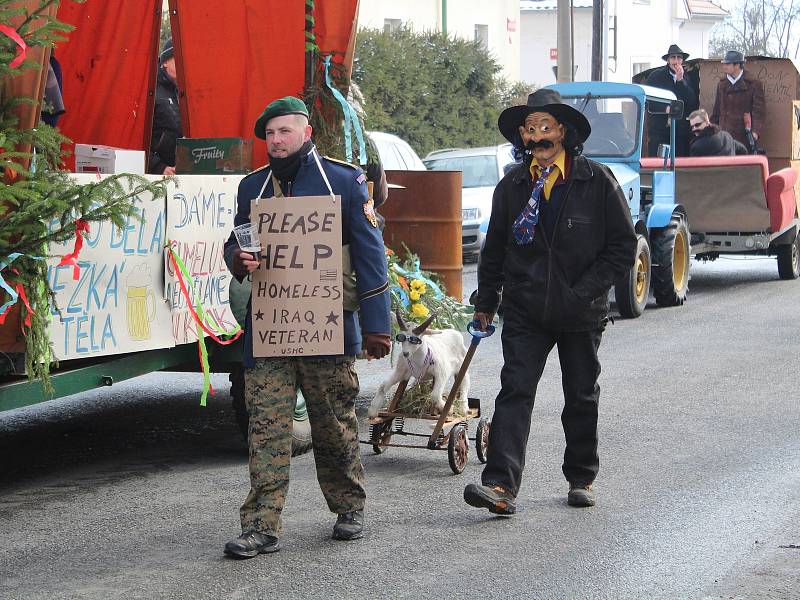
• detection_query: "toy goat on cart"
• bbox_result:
[364,310,494,474]
[368,310,470,418]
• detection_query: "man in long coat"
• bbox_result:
[711,50,766,149]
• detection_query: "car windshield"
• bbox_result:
[423,155,499,188]
[561,95,640,157]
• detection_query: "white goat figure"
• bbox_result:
[369,310,469,417]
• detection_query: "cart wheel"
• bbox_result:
[448,423,469,474]
[369,420,391,455]
[475,417,490,463]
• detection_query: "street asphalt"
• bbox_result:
[1,258,799,599]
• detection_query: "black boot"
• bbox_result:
[332,510,364,540]
[224,531,281,558]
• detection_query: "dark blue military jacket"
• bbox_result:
[224,144,391,367]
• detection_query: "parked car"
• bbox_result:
[367,131,427,171]
[423,144,515,258]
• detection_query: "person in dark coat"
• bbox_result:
[462,89,637,514]
[711,50,766,148]
[148,39,182,175]
[688,108,748,156]
[645,44,698,157]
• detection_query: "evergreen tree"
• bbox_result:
[353,26,533,157]
[0,0,170,391]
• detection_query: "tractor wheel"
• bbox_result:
[777,231,800,280]
[229,366,313,457]
[650,213,690,307]
[615,234,651,318]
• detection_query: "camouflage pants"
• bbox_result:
[240,356,365,537]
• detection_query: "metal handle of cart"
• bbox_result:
[427,320,495,449]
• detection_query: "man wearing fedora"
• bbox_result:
[222,96,391,558]
[645,44,699,157]
[711,50,765,149]
[463,89,636,514]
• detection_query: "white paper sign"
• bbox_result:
[47,174,174,360]
[164,175,244,344]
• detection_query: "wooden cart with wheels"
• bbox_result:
[362,321,495,474]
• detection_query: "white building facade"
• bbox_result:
[520,0,728,87]
[357,0,521,81]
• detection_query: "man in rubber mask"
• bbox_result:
[464,89,636,515]
[223,96,391,558]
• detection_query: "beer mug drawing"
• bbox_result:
[126,265,157,340]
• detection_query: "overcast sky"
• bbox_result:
[712,0,800,68]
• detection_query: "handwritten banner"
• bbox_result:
[165,175,243,344]
[47,175,174,360]
[697,58,799,157]
[250,195,343,357]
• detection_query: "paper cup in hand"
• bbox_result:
[233,223,262,256]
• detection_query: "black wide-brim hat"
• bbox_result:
[662,44,689,61]
[497,88,591,146]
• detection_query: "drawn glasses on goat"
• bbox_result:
[395,333,423,345]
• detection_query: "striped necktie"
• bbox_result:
[512,165,554,245]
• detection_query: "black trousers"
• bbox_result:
[481,307,603,496]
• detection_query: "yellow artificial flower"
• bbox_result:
[410,279,427,294]
[411,303,429,318]
[409,290,421,301]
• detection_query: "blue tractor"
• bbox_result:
[547,82,690,318]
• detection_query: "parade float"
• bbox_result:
[0,0,468,452]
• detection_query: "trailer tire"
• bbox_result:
[615,234,650,318]
[229,366,313,457]
[777,232,800,280]
[650,213,690,307]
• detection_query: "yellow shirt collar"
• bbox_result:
[529,150,567,200]
[529,149,567,179]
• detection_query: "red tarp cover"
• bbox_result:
[172,0,359,167]
[56,1,161,161]
[51,1,359,170]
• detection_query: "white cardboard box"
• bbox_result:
[74,144,145,175]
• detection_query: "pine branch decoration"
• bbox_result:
[0,0,170,392]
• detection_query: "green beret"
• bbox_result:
[253,96,310,140]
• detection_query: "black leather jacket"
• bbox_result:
[475,154,637,331]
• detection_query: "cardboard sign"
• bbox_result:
[47,175,173,360]
[165,175,244,344]
[697,58,800,158]
[250,195,343,357]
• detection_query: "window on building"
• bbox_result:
[384,18,401,34]
[632,62,651,76]
[474,24,488,49]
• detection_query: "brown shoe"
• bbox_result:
[567,482,595,507]
[464,483,517,515]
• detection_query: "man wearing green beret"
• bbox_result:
[222,96,391,558]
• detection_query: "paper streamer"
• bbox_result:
[323,55,367,165]
[57,219,90,281]
[0,253,44,320]
[0,24,27,68]
[165,242,242,406]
